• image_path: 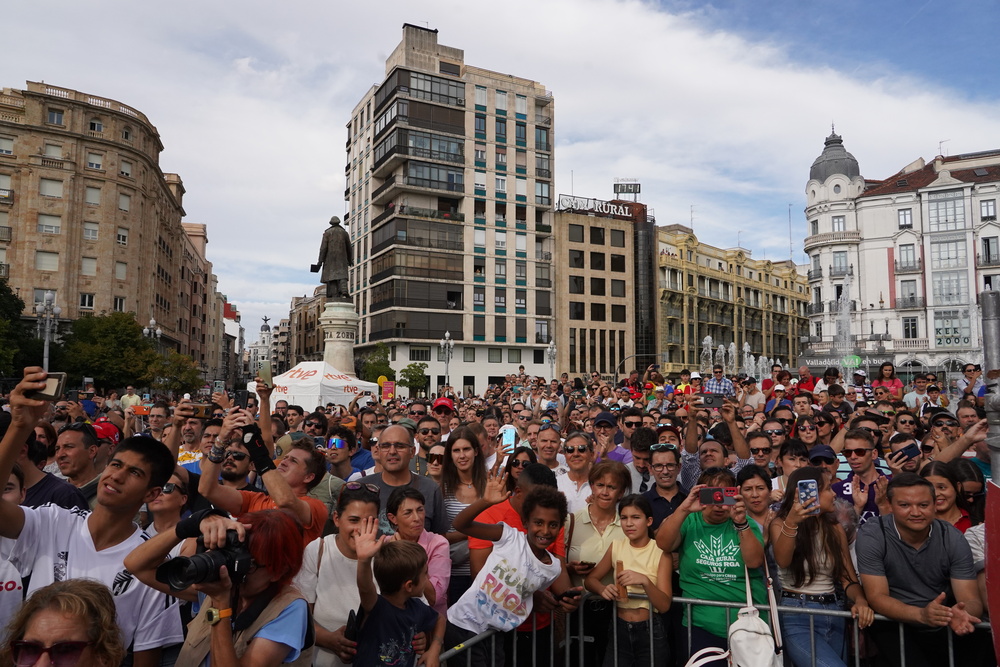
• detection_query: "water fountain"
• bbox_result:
[757,356,771,382]
[715,345,727,374]
[741,343,753,377]
[700,336,714,375]
[727,343,738,376]
[835,272,855,379]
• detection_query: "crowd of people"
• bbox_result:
[0,360,994,667]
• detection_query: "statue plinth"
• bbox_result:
[319,298,359,374]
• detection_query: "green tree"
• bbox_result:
[360,342,395,383]
[397,362,429,397]
[151,352,205,396]
[59,312,159,390]
[0,277,37,375]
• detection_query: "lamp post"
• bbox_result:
[547,338,557,380]
[143,317,162,352]
[34,291,61,372]
[439,330,454,389]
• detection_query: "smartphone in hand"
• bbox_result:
[797,479,820,515]
[25,372,67,401]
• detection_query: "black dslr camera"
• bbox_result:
[155,529,253,591]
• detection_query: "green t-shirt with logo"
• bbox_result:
[678,511,767,638]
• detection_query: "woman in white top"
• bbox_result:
[440,426,487,608]
[770,467,873,667]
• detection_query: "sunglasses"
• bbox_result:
[797,425,817,432]
[509,459,533,468]
[516,415,530,421]
[650,443,678,452]
[418,428,441,435]
[879,410,896,416]
[964,491,985,501]
[623,421,642,428]
[325,437,348,450]
[539,423,561,433]
[12,640,93,667]
[764,429,784,436]
[344,481,380,494]
[426,453,444,465]
[379,441,412,450]
[58,422,98,439]
[812,456,837,465]
[897,419,915,426]
[750,447,772,455]
[920,444,936,454]
[224,450,249,461]
[857,427,881,436]
[933,420,959,428]
[563,444,591,454]
[409,409,427,416]
[843,447,873,458]
[776,418,795,424]
[161,482,187,495]
[304,421,324,429]
[433,407,453,415]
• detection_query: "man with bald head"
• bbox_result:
[368,424,448,536]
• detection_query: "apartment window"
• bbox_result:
[39,178,63,198]
[115,262,127,280]
[37,214,61,234]
[591,303,606,321]
[35,251,59,271]
[610,254,626,272]
[475,86,487,106]
[0,137,11,155]
[88,118,103,133]
[474,228,486,247]
[982,200,997,220]
[930,240,966,269]
[832,216,845,232]
[118,193,131,211]
[900,280,917,298]
[43,144,61,157]
[474,143,486,161]
[590,277,606,295]
[120,160,132,177]
[898,209,913,228]
[121,127,131,142]
[612,305,626,322]
[590,252,605,271]
[496,147,507,164]
[535,319,549,343]
[113,296,126,312]
[495,288,506,309]
[473,286,485,306]
[515,289,526,309]
[983,237,999,263]
[610,229,625,247]
[569,276,585,294]
[496,176,506,193]
[495,119,506,141]
[928,190,965,231]
[903,317,919,339]
[809,220,819,236]
[899,243,915,264]
[85,186,101,205]
[535,127,550,150]
[495,231,507,249]
[495,90,507,111]
[81,257,97,276]
[932,271,968,305]
[611,279,626,297]
[474,171,486,190]
[569,250,584,268]
[515,123,526,143]
[116,227,128,246]
[536,263,550,287]
[515,260,526,280]
[495,316,506,339]
[495,259,506,279]
[515,233,527,253]
[569,302,585,320]
[488,348,502,363]
[83,222,99,241]
[87,152,103,169]
[474,256,486,277]
[410,346,431,362]
[474,114,486,134]
[590,226,605,245]
[474,315,485,337]
[515,177,527,197]
[79,293,95,310]
[535,181,550,205]
[463,347,476,362]
[832,251,848,271]
[815,322,823,337]
[568,224,584,243]
[515,95,527,115]
[508,348,521,363]
[47,109,64,125]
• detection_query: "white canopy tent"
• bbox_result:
[248,361,378,410]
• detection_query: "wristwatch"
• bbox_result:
[205,607,232,625]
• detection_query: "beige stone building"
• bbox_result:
[288,287,326,365]
[0,81,228,383]
[656,225,810,376]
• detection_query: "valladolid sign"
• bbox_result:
[558,194,635,219]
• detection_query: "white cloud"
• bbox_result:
[5,0,999,341]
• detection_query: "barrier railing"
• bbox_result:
[440,592,994,667]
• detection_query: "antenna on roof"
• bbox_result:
[831,121,835,134]
[938,139,950,157]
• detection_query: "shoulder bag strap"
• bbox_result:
[567,512,576,552]
[684,646,730,667]
[761,549,783,651]
[316,537,325,579]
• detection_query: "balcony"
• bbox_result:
[895,296,925,309]
[536,142,551,152]
[807,302,825,315]
[807,267,823,281]
[828,299,857,313]
[894,258,923,273]
[0,226,10,242]
[829,264,854,278]
[659,279,682,291]
[537,251,552,261]
[536,168,551,179]
[370,327,462,341]
[665,334,684,344]
[893,338,928,350]
[803,230,862,251]
[977,253,1000,268]
[371,177,397,205]
[371,175,465,206]
[0,188,12,204]
[535,333,551,344]
[535,114,552,126]
[372,142,464,178]
[535,223,551,234]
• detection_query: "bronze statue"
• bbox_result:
[311,216,353,299]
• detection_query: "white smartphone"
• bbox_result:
[259,361,273,388]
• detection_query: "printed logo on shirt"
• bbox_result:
[693,534,741,581]
[377,631,414,665]
[473,557,532,631]
[112,569,136,596]
[53,551,68,582]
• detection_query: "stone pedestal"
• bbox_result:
[319,299,360,375]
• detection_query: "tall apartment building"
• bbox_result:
[0,81,224,373]
[345,24,555,395]
[803,131,1000,385]
[656,225,810,376]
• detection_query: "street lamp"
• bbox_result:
[143,317,162,352]
[546,338,557,380]
[439,330,455,389]
[34,291,61,372]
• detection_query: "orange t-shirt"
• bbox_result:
[238,490,328,546]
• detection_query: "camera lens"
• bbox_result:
[156,550,228,590]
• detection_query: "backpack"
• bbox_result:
[684,564,782,667]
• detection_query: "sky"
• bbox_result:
[5,0,999,343]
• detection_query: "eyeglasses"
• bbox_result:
[650,443,678,452]
[418,428,441,435]
[651,463,679,472]
[933,420,959,428]
[304,421,324,429]
[344,481,380,494]
[563,445,591,454]
[843,447,874,458]
[764,429,784,436]
[379,441,412,450]
[623,420,642,428]
[161,482,187,495]
[325,437,348,450]
[433,407,453,415]
[750,447,772,455]
[879,410,896,416]
[225,450,249,461]
[797,425,817,432]
[12,640,94,666]
[509,459,533,468]
[426,453,444,465]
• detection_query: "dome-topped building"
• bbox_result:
[809,130,860,183]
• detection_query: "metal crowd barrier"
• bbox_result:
[440,592,994,667]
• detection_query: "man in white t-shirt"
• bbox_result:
[0,368,184,666]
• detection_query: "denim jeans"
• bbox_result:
[779,596,846,667]
[603,613,668,667]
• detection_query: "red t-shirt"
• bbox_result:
[796,376,817,393]
[468,499,565,631]
[238,490,329,546]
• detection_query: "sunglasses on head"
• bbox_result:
[426,453,444,465]
[843,447,873,458]
[418,427,441,435]
[650,443,678,452]
[539,423,561,433]
[11,640,93,667]
[58,422,97,439]
[344,481,380,494]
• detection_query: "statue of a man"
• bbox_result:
[311,216,353,299]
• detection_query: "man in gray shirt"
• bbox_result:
[856,473,985,667]
[369,424,448,536]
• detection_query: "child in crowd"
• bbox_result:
[445,471,580,665]
[355,516,446,667]
[586,494,672,667]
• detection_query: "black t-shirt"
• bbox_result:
[23,473,89,511]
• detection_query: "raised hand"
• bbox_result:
[355,516,385,561]
[8,367,51,428]
[729,493,748,524]
[484,470,511,505]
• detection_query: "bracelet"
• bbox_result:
[207,444,227,464]
[780,526,799,539]
[733,520,750,532]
